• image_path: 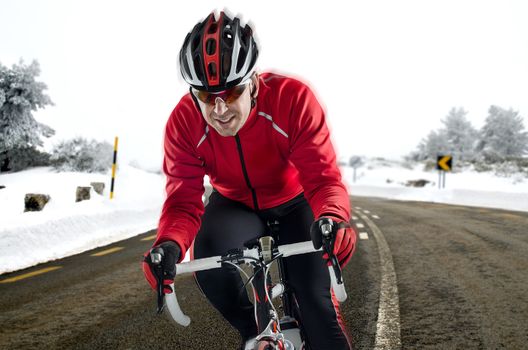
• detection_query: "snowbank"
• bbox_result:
[0,166,164,274]
[342,159,528,212]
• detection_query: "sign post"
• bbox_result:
[348,156,363,183]
[436,155,452,189]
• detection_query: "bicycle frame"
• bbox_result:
[163,240,347,349]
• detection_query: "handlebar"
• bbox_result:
[164,241,347,327]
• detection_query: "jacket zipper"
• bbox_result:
[235,135,259,211]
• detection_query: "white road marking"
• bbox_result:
[373,215,380,219]
[352,216,359,221]
[356,223,365,229]
[358,212,402,350]
[359,232,369,240]
[363,210,371,214]
[355,207,362,210]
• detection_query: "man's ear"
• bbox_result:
[251,72,259,98]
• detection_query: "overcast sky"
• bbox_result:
[2,0,527,168]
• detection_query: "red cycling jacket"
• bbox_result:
[155,73,350,259]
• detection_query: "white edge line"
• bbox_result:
[358,212,402,350]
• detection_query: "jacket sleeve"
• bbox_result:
[154,103,206,261]
[287,82,350,222]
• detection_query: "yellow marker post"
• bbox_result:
[110,136,118,199]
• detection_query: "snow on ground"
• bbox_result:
[1,159,527,274]
[0,166,165,274]
[343,158,528,212]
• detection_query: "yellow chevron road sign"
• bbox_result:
[436,155,453,171]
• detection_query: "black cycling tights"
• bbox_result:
[192,191,351,350]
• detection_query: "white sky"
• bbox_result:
[1,0,527,168]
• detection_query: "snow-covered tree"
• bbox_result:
[441,107,478,161]
[409,107,480,163]
[408,129,449,162]
[50,137,113,173]
[0,60,54,170]
[476,105,528,161]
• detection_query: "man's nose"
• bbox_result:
[213,97,228,115]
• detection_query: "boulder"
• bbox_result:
[90,182,105,195]
[405,179,431,188]
[76,186,91,202]
[25,193,51,212]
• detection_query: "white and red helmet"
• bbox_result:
[179,11,259,92]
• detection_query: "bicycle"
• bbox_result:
[151,219,347,350]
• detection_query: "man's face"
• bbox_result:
[194,73,258,137]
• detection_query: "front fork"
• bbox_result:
[252,235,285,348]
[252,262,274,334]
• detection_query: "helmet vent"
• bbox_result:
[223,30,234,48]
[193,55,203,77]
[208,63,217,78]
[206,39,216,55]
[208,23,218,34]
[191,34,201,52]
[236,50,248,74]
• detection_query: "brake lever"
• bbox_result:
[320,220,344,285]
[150,248,165,314]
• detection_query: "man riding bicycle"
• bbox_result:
[143,10,357,350]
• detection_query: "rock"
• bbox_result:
[0,185,5,190]
[25,193,51,212]
[90,182,105,195]
[76,186,91,202]
[405,179,431,187]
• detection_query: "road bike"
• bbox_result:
[152,219,347,350]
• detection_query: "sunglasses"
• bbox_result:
[192,80,251,105]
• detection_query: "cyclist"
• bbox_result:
[143,11,357,350]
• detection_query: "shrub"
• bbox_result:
[0,147,51,172]
[51,137,113,173]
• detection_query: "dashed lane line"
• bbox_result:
[356,223,365,229]
[0,266,62,283]
[359,232,369,240]
[372,215,380,219]
[90,247,124,257]
[357,212,402,350]
[352,216,359,221]
[141,234,157,241]
[363,210,371,214]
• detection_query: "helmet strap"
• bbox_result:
[250,85,257,108]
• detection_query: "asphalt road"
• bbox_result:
[1,196,527,349]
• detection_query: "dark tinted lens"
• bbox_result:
[194,83,248,105]
[194,90,215,104]
[224,84,248,103]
